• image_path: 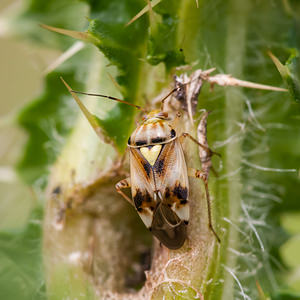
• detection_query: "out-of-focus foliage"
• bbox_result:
[269,49,300,103]
[1,0,300,299]
[0,208,45,300]
[12,0,89,48]
[17,69,84,186]
[146,0,185,70]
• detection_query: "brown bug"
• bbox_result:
[61,77,221,249]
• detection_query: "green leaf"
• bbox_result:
[147,0,186,70]
[280,236,300,268]
[281,212,300,235]
[272,290,300,300]
[85,0,149,150]
[269,49,300,103]
[16,49,90,186]
[0,207,45,300]
[13,0,89,49]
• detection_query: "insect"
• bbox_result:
[61,77,220,249]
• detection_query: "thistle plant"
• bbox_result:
[1,0,300,299]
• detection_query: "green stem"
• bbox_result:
[221,1,251,299]
[43,1,253,299]
[177,0,203,63]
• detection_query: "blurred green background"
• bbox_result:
[0,0,59,230]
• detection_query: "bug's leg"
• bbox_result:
[197,111,220,179]
[115,178,134,207]
[180,132,220,157]
[188,168,221,243]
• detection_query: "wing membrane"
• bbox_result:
[153,139,189,222]
[130,148,156,228]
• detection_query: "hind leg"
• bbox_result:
[188,168,220,243]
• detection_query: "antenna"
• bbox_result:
[160,87,181,111]
[68,89,144,111]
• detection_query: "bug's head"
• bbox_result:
[141,110,169,124]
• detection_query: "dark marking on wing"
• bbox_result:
[133,190,143,209]
[165,187,171,199]
[163,183,188,209]
[155,158,165,175]
[143,162,151,176]
[134,189,154,211]
[145,192,152,202]
[173,184,188,200]
[127,136,131,145]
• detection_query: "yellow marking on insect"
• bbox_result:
[140,145,162,166]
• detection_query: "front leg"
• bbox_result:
[115,177,134,207]
[188,168,221,243]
